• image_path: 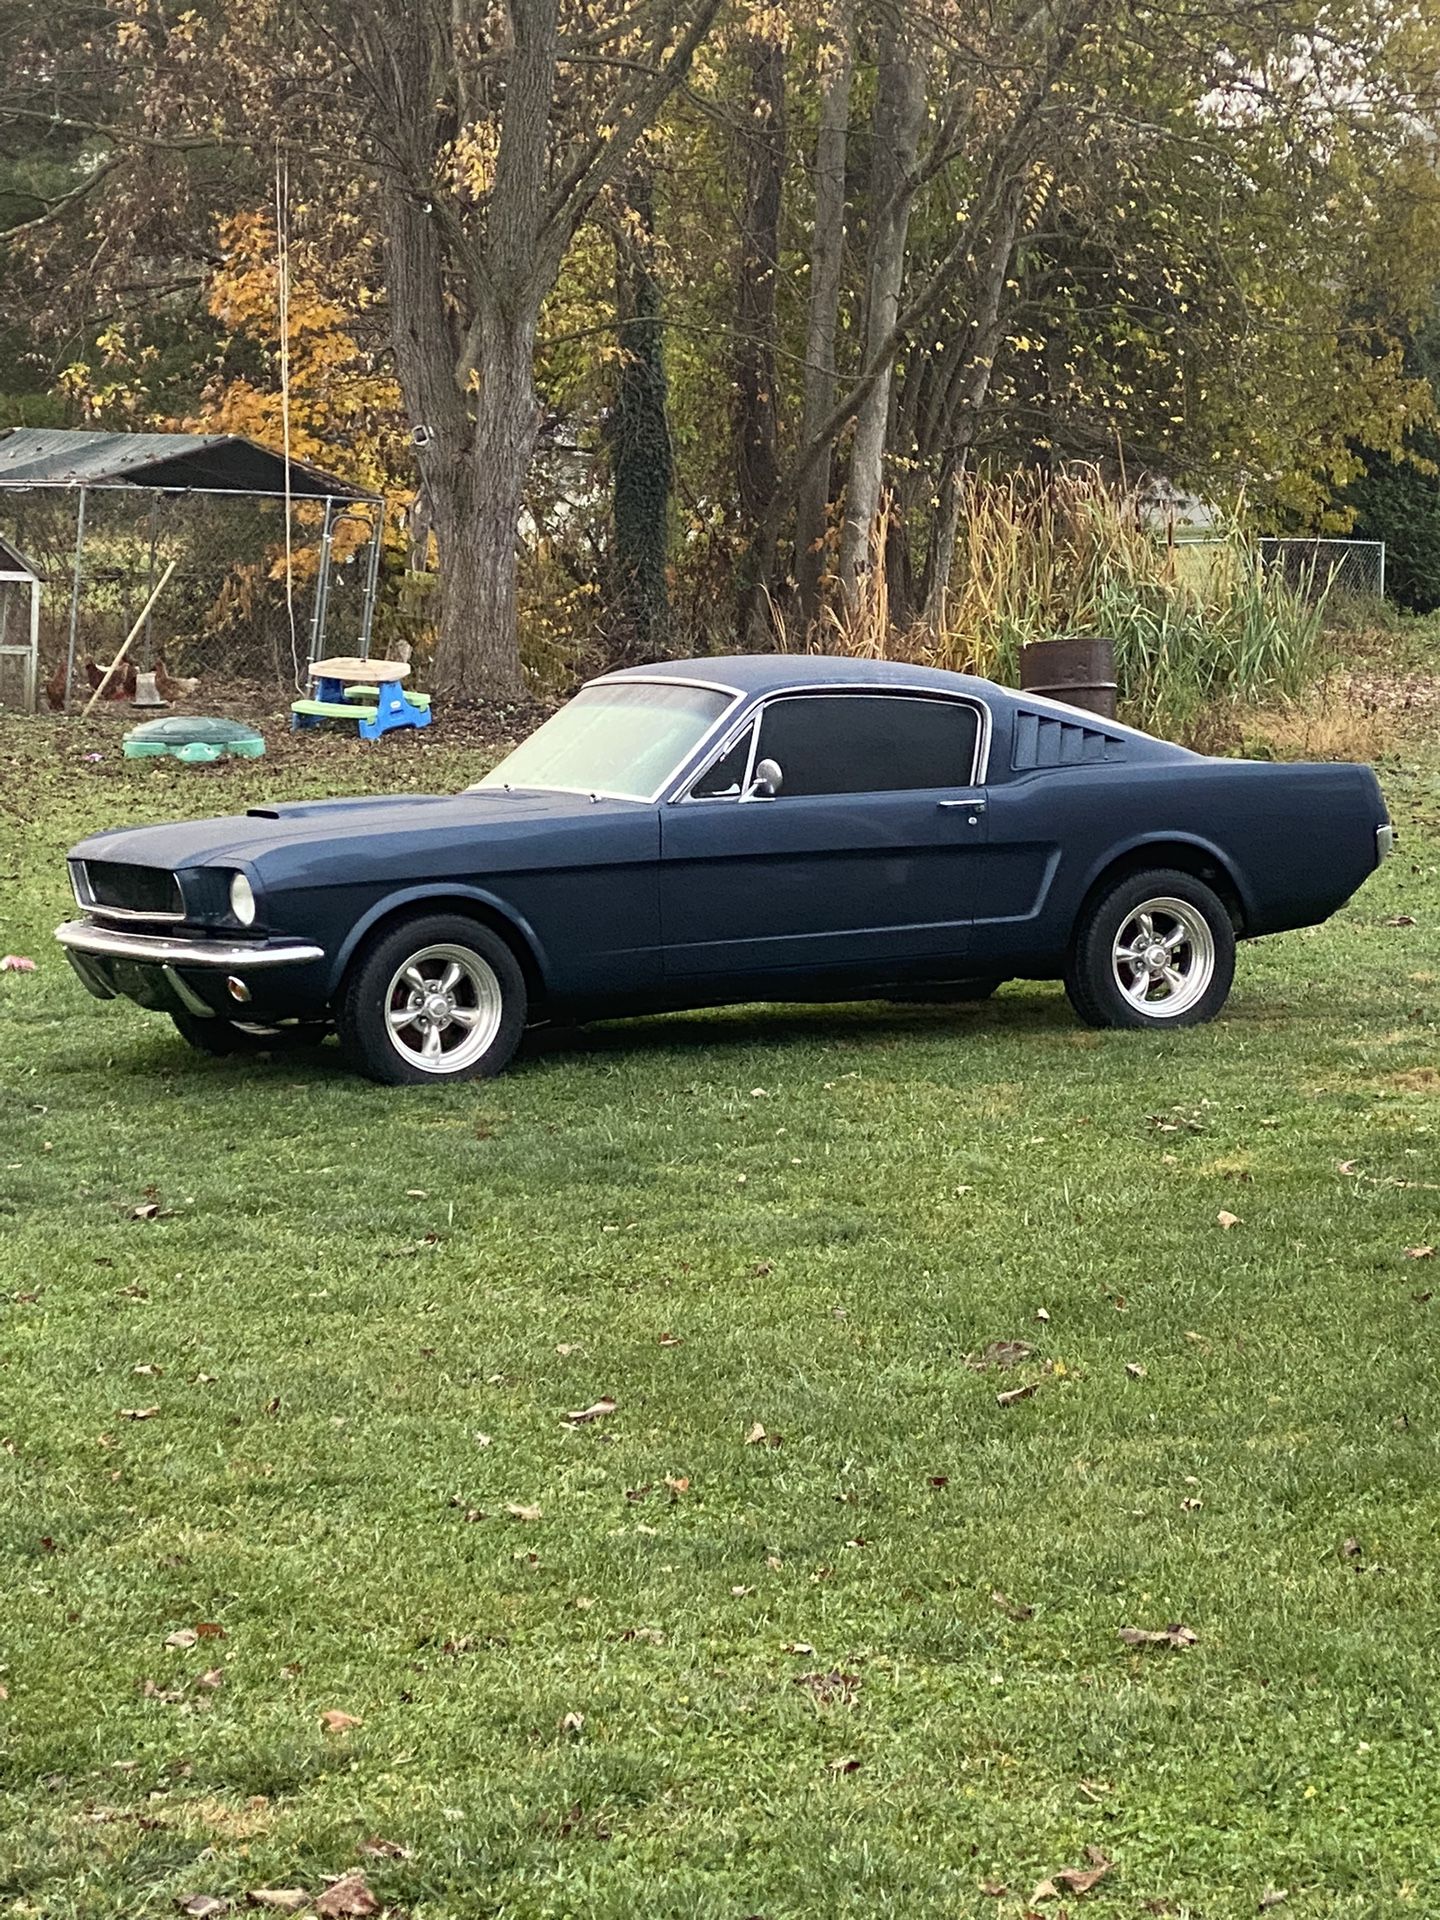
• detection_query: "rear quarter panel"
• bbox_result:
[976,757,1386,970]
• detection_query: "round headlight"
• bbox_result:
[229,872,257,926]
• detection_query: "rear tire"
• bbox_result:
[339,913,528,1085]
[1065,868,1235,1029]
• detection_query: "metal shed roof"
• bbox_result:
[0,530,39,578]
[0,428,377,501]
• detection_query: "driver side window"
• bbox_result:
[754,692,980,797]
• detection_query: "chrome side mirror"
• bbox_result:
[747,757,784,799]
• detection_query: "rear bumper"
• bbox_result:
[55,919,329,1020]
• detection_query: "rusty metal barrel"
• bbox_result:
[1018,634,1119,720]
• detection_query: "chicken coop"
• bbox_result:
[0,429,384,710]
[0,532,41,713]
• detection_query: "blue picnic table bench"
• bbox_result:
[291,654,432,741]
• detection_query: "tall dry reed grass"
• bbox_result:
[816,470,1331,736]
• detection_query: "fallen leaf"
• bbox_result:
[996,1382,1038,1408]
[1180,1496,1203,1513]
[991,1589,1034,1622]
[555,1343,583,1357]
[1383,913,1416,927]
[1118,1623,1198,1649]
[133,1362,162,1377]
[927,1474,949,1489]
[197,1666,224,1689]
[319,1709,361,1734]
[981,1882,1008,1898]
[1340,1536,1363,1560]
[658,1332,684,1347]
[783,1641,815,1656]
[826,1754,860,1774]
[1217,1210,1241,1229]
[1033,1849,1113,1901]
[247,1894,308,1914]
[315,1877,379,1920]
[559,1710,585,1734]
[1035,1306,1051,1322]
[968,1338,1034,1371]
[794,1669,860,1705]
[165,1629,199,1650]
[358,1837,410,1860]
[120,1406,160,1421]
[617,1625,665,1644]
[1125,1361,1147,1379]
[1258,1891,1288,1911]
[506,1503,542,1522]
[663,1475,690,1494]
[744,1421,781,1446]
[177,1900,228,1918]
[1404,1246,1435,1260]
[565,1397,616,1425]
[0,955,37,972]
[730,1584,755,1597]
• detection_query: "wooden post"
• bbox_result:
[81,560,177,717]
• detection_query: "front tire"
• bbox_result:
[338,914,528,1084]
[171,1012,328,1056]
[1065,868,1236,1029]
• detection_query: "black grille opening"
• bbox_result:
[82,860,184,918]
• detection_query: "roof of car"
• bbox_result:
[598,654,1001,699]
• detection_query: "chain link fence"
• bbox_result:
[0,485,383,707]
[1258,536,1385,602]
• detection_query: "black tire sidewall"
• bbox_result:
[1066,868,1236,1030]
[170,1011,327,1055]
[339,914,528,1084]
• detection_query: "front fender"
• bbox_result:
[324,884,552,997]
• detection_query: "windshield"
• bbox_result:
[472,680,733,801]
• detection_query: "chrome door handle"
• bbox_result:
[938,796,986,812]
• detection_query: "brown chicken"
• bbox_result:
[154,656,200,701]
[82,656,138,700]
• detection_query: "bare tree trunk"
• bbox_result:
[733,28,787,586]
[837,15,926,610]
[431,306,539,702]
[919,182,1031,630]
[609,165,671,657]
[793,0,853,629]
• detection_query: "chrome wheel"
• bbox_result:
[384,942,504,1075]
[1110,896,1216,1019]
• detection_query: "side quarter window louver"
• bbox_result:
[1012,711,1126,771]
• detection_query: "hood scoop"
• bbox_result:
[247,806,281,819]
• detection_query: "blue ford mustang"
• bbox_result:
[56,655,1393,1083]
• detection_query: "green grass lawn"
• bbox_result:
[1,711,1437,1920]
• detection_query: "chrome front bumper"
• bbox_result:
[1377,822,1395,863]
[55,919,325,969]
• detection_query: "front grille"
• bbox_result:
[78,860,184,920]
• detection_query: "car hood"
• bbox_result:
[70,788,644,870]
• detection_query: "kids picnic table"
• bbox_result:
[291,655,432,741]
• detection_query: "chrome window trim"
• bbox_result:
[471,674,746,806]
[677,714,761,804]
[670,682,992,803]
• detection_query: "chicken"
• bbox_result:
[44,659,67,710]
[82,656,138,700]
[154,656,200,701]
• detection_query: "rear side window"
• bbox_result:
[754,693,979,798]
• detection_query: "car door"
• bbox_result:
[658,689,989,983]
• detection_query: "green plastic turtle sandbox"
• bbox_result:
[122,716,265,763]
